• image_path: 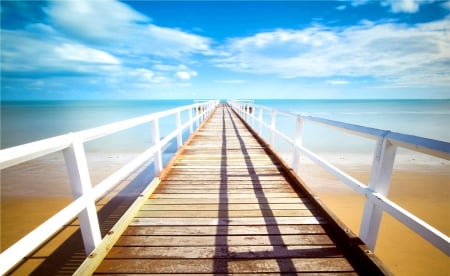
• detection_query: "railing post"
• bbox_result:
[359,131,397,250]
[258,107,263,135]
[63,135,101,254]
[201,105,206,123]
[244,104,249,122]
[270,110,277,147]
[189,107,194,134]
[195,105,200,128]
[291,115,304,173]
[176,111,182,148]
[251,103,255,129]
[151,119,163,175]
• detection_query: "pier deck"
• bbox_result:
[93,105,388,274]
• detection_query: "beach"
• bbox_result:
[1,150,449,275]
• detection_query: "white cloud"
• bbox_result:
[382,0,421,13]
[354,0,437,13]
[326,80,349,85]
[45,0,212,58]
[442,1,450,10]
[215,80,247,84]
[214,17,450,87]
[336,5,347,10]
[2,0,210,91]
[129,68,156,82]
[46,0,148,42]
[55,43,120,64]
[1,29,121,75]
[176,70,198,80]
[145,25,212,56]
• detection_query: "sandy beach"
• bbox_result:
[296,153,449,275]
[1,151,449,275]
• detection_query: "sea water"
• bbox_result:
[255,99,450,153]
[1,99,449,153]
[1,100,194,151]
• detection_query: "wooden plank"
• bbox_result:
[156,182,296,188]
[163,175,287,181]
[115,234,335,246]
[145,197,311,204]
[149,193,301,199]
[130,217,327,226]
[95,258,355,274]
[140,203,314,211]
[135,209,314,218]
[154,188,296,194]
[123,225,328,236]
[105,245,343,259]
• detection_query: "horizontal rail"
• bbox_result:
[229,100,450,256]
[0,100,219,275]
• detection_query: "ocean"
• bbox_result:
[255,99,450,153]
[2,99,449,153]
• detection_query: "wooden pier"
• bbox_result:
[89,105,389,275]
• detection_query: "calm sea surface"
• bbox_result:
[2,99,449,153]
[255,99,450,153]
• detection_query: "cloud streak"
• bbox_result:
[352,0,436,13]
[214,17,450,87]
[1,0,213,94]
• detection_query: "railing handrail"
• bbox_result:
[1,102,215,169]
[0,100,219,275]
[229,100,450,257]
[233,102,450,160]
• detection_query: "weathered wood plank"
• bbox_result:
[135,209,314,218]
[106,245,343,259]
[123,225,328,236]
[149,193,301,199]
[155,181,296,188]
[95,258,355,274]
[154,188,296,194]
[145,197,311,204]
[130,217,327,226]
[163,175,287,181]
[140,203,314,211]
[116,234,335,246]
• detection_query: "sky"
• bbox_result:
[1,0,449,100]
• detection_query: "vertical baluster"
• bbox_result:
[258,107,263,135]
[63,135,101,254]
[151,119,163,175]
[189,107,194,134]
[196,105,200,128]
[359,131,397,250]
[251,102,255,129]
[270,110,277,147]
[291,115,304,173]
[176,111,182,148]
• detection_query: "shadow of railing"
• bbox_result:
[213,107,230,274]
[24,162,156,275]
[224,106,298,273]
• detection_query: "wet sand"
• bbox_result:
[1,152,449,275]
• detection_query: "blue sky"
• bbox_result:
[1,0,449,100]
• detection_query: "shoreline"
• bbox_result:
[1,151,449,275]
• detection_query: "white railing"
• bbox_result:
[0,100,219,275]
[229,100,450,256]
